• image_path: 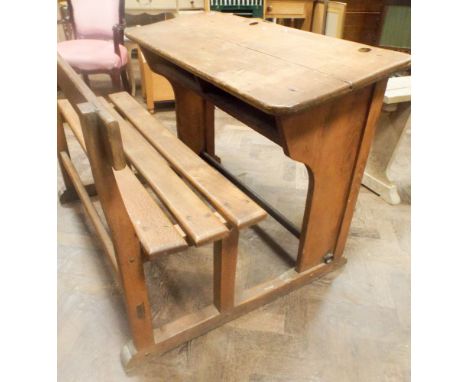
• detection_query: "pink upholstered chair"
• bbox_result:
[57,0,130,91]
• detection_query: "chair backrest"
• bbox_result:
[57,54,126,170]
[68,0,123,40]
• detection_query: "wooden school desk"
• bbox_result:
[123,12,410,364]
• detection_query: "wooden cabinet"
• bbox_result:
[265,0,309,18]
[341,0,385,45]
[340,0,411,50]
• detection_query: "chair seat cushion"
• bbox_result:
[57,40,128,72]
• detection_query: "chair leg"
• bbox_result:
[213,228,239,312]
[82,73,90,87]
[121,67,131,94]
[126,49,137,96]
[111,69,122,90]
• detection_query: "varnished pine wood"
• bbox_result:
[109,92,267,229]
[58,104,97,204]
[58,98,189,257]
[77,102,154,351]
[125,12,410,114]
[58,55,127,170]
[114,168,189,258]
[137,47,175,112]
[122,257,346,369]
[334,79,388,258]
[58,98,87,151]
[171,82,213,155]
[60,151,119,275]
[213,229,239,312]
[277,84,374,271]
[99,97,230,246]
[59,15,409,367]
[59,102,410,380]
[57,107,74,193]
[140,54,280,145]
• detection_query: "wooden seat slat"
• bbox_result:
[109,92,267,228]
[114,168,189,257]
[58,98,188,257]
[99,97,230,245]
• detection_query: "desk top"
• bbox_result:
[126,12,411,114]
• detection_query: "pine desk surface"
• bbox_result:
[126,12,410,115]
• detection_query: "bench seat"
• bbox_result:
[58,99,189,257]
[58,94,267,259]
[57,53,267,364]
[109,92,267,229]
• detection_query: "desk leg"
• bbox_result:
[277,81,387,272]
[171,82,215,156]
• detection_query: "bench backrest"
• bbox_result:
[57,54,126,170]
[58,54,141,264]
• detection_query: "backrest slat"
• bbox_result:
[57,54,126,170]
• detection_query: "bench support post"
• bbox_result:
[213,228,239,312]
[57,108,75,194]
[58,108,98,204]
[78,103,155,351]
[121,257,346,370]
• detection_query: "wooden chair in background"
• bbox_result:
[57,0,130,91]
[137,46,175,112]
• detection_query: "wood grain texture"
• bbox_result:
[122,257,346,369]
[59,151,119,275]
[58,90,411,381]
[113,168,189,258]
[109,92,267,229]
[99,97,229,246]
[58,98,188,257]
[77,103,155,351]
[57,106,74,193]
[277,84,374,271]
[58,55,127,170]
[171,82,213,154]
[214,229,239,312]
[125,12,410,114]
[334,79,387,258]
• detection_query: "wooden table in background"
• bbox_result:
[126,12,410,273]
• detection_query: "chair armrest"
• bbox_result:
[113,23,125,57]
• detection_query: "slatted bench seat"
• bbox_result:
[57,55,266,364]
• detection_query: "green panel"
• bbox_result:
[210,1,264,18]
[210,6,263,18]
[379,5,411,49]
